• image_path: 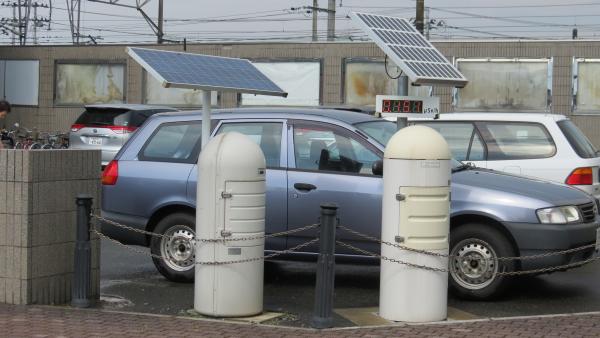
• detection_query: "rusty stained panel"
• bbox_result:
[55,64,125,105]
[576,62,600,112]
[144,72,217,107]
[456,61,549,111]
[344,61,430,106]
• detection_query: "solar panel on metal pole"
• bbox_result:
[349,12,468,88]
[126,47,288,148]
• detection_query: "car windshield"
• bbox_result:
[354,120,464,170]
[557,119,599,158]
[354,120,398,145]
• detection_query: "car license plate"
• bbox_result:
[88,137,102,146]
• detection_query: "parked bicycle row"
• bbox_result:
[0,123,69,150]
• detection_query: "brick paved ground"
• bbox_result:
[1,304,599,338]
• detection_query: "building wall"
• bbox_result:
[2,40,600,144]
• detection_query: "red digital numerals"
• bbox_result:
[381,99,422,113]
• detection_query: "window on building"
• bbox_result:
[55,63,125,105]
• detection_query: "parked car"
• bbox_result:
[69,104,177,166]
[101,108,600,300]
[404,113,600,199]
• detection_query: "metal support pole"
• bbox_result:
[397,75,409,96]
[201,90,211,149]
[396,117,408,130]
[312,203,338,329]
[72,194,93,308]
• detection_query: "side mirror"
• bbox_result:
[372,160,383,176]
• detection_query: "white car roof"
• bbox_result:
[410,112,568,123]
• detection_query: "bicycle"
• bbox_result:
[14,127,42,150]
[41,132,69,149]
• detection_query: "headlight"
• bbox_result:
[536,206,581,224]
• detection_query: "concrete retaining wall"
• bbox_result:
[0,149,101,305]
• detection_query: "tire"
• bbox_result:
[150,212,196,283]
[42,144,52,149]
[29,143,41,150]
[449,223,517,300]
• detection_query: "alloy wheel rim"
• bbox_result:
[450,238,499,290]
[160,225,196,272]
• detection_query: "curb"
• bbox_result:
[30,304,600,332]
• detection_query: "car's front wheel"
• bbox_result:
[449,223,517,300]
[150,212,196,282]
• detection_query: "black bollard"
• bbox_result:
[72,194,93,308]
[311,203,338,329]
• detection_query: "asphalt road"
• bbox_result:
[100,239,600,327]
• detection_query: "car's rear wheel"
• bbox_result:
[150,212,196,282]
[449,223,517,300]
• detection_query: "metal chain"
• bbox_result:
[91,213,318,243]
[335,240,449,273]
[338,225,449,258]
[338,224,599,261]
[336,239,600,276]
[195,224,319,243]
[495,256,600,276]
[92,227,166,260]
[91,214,600,273]
[92,214,171,240]
[92,225,319,265]
[196,238,320,265]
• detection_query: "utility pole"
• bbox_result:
[312,0,317,41]
[416,0,424,34]
[327,0,335,41]
[157,0,163,43]
[12,5,16,44]
[75,0,80,44]
[424,6,430,39]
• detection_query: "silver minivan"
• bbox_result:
[69,104,176,166]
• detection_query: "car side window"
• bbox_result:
[139,121,202,163]
[419,122,477,161]
[468,132,485,161]
[478,122,556,160]
[216,122,283,168]
[293,123,380,175]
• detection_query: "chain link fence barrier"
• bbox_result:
[90,213,320,265]
[336,225,600,276]
[90,213,599,274]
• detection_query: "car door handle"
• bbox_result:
[294,183,317,192]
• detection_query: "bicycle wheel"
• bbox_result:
[14,142,23,149]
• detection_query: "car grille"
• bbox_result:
[578,202,596,223]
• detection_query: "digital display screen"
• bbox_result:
[381,99,423,113]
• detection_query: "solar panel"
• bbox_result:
[349,12,468,87]
[127,47,288,97]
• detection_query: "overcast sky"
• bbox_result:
[1,0,599,44]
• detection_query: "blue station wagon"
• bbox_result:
[101,108,599,300]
